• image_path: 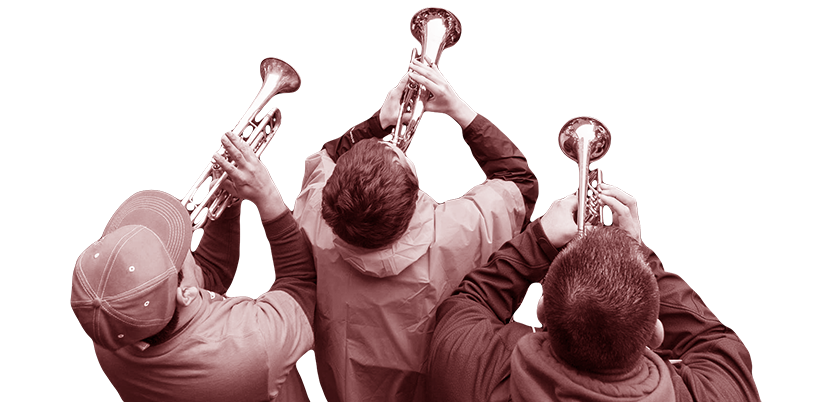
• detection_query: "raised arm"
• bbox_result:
[427,195,577,402]
[260,210,316,324]
[322,110,389,163]
[322,73,411,162]
[448,194,576,321]
[213,131,315,317]
[192,202,241,294]
[599,183,759,401]
[647,248,760,401]
[408,59,538,228]
[461,115,538,229]
[448,220,557,321]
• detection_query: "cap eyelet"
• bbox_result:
[117,334,125,339]
[144,301,150,307]
[93,253,100,259]
[129,266,135,272]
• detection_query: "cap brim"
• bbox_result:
[104,190,192,272]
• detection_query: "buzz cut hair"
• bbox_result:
[542,226,659,373]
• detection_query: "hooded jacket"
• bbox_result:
[293,112,538,402]
[427,220,760,402]
[509,333,675,401]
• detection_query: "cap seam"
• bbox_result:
[104,192,189,271]
[98,226,145,297]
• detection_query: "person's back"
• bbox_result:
[509,226,675,401]
[426,185,760,402]
[72,133,317,402]
[294,60,538,402]
[93,283,312,401]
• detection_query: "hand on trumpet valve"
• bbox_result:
[201,163,239,199]
[379,73,413,130]
[213,132,285,220]
[406,58,476,128]
[596,183,642,244]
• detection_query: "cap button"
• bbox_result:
[92,298,102,308]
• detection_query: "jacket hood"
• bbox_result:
[333,192,435,278]
[510,333,675,402]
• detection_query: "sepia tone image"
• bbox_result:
[69,6,762,401]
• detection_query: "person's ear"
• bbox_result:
[536,295,545,325]
[648,319,664,349]
[176,286,199,307]
[180,252,205,288]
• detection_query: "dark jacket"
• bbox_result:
[427,220,760,401]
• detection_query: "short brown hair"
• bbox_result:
[322,140,419,249]
[542,227,659,373]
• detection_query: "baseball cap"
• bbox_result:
[71,190,192,351]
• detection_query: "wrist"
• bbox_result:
[378,107,396,130]
[257,201,288,222]
[539,213,572,249]
[252,186,287,222]
[449,103,476,129]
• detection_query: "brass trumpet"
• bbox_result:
[390,8,461,152]
[558,117,611,238]
[181,58,301,230]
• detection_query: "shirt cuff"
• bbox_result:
[261,209,299,239]
[461,113,486,139]
[366,109,392,138]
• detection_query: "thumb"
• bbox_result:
[389,72,410,98]
[561,194,579,212]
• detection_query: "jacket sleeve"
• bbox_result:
[645,245,761,402]
[261,210,317,326]
[462,114,538,229]
[450,220,558,321]
[427,220,558,402]
[322,110,389,163]
[192,202,241,294]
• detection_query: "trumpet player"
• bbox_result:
[292,58,538,402]
[70,133,316,402]
[426,184,760,402]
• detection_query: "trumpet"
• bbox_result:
[390,7,462,152]
[181,58,301,231]
[558,117,611,238]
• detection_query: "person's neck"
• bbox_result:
[174,290,202,330]
[139,291,202,348]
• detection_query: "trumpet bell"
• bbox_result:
[391,8,462,153]
[558,117,611,164]
[410,8,461,65]
[259,59,301,99]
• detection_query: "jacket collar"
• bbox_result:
[333,192,434,278]
[510,332,676,402]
